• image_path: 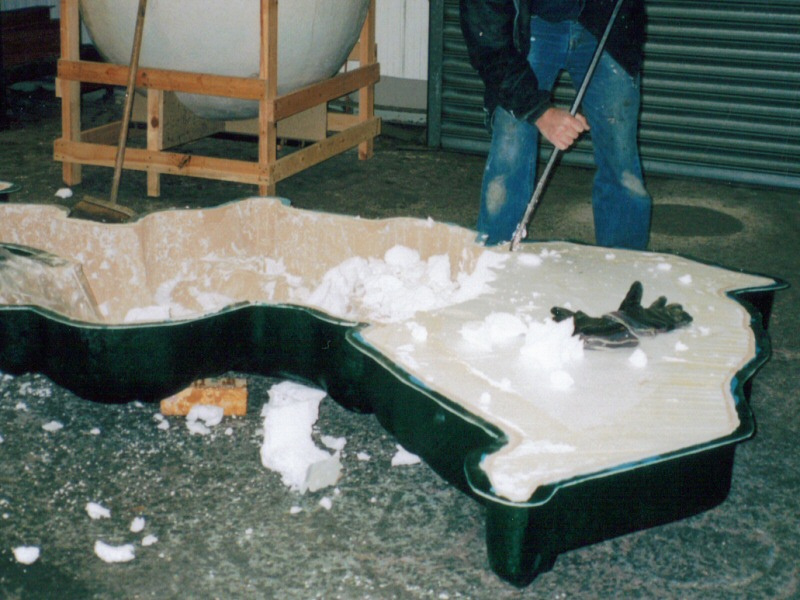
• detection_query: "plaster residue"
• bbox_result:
[0,245,100,323]
[361,243,774,502]
[0,199,776,503]
[0,199,488,325]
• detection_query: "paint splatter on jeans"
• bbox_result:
[477,18,651,249]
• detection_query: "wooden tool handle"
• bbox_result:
[110,0,148,205]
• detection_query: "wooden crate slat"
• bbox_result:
[54,0,380,197]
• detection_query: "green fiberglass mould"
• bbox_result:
[0,198,786,586]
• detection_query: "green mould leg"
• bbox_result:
[485,503,557,587]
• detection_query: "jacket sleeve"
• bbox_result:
[459,0,552,124]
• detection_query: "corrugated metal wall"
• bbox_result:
[428,0,800,189]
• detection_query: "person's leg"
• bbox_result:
[476,18,569,245]
[477,108,539,245]
[565,24,652,250]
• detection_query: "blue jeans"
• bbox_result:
[477,17,652,249]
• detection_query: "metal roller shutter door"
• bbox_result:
[428,0,800,189]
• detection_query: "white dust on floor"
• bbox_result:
[3,374,420,566]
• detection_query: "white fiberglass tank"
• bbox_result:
[79,0,370,120]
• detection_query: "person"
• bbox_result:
[459,0,651,249]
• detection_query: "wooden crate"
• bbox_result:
[53,0,380,197]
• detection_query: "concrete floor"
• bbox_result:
[1,84,798,599]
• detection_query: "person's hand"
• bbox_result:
[535,107,589,150]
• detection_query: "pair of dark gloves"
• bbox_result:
[551,281,693,349]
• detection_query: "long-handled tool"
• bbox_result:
[509,0,626,251]
[70,0,147,222]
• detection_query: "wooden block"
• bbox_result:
[132,91,223,149]
[160,377,247,416]
[226,103,328,142]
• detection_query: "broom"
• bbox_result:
[70,0,147,222]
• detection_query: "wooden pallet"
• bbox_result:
[54,0,380,197]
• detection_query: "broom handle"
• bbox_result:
[509,0,626,251]
[110,0,148,205]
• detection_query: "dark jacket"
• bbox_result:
[459,0,645,125]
